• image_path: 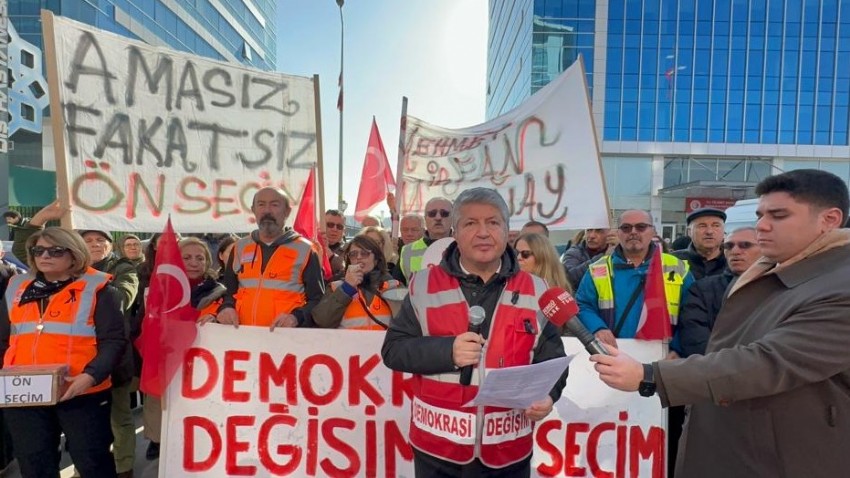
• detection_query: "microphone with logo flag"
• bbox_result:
[135,218,200,397]
[538,288,610,356]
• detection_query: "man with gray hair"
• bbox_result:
[678,227,760,357]
[393,196,453,285]
[382,187,567,477]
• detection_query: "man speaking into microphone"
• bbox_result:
[382,188,567,478]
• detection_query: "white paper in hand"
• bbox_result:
[462,356,571,409]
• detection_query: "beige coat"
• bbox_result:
[655,229,850,478]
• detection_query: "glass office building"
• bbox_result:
[5,0,276,173]
[488,0,850,237]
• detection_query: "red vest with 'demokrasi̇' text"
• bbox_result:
[407,265,548,468]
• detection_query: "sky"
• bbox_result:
[276,0,489,218]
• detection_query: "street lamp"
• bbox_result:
[336,0,345,213]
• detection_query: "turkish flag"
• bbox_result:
[354,118,396,222]
[292,168,332,278]
[136,219,199,397]
[635,244,672,340]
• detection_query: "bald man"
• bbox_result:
[217,187,325,329]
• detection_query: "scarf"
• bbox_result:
[19,272,76,306]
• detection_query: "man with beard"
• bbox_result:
[672,208,727,280]
[575,210,694,349]
[394,197,453,285]
[218,187,324,329]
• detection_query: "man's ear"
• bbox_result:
[821,207,844,231]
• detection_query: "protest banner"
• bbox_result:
[162,326,666,477]
[396,57,609,230]
[41,12,320,232]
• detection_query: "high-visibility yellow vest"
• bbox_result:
[588,253,689,330]
[399,238,428,281]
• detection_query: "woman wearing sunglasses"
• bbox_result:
[0,227,125,477]
[514,233,573,335]
[313,235,403,330]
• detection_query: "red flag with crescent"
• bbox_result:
[136,218,199,397]
[354,117,396,222]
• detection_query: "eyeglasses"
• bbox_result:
[30,246,71,258]
[326,223,345,231]
[517,250,534,259]
[723,241,756,251]
[618,223,653,233]
[346,249,373,260]
[426,209,451,218]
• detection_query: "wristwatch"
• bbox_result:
[638,363,656,397]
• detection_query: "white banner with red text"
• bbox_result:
[162,326,666,477]
[44,14,318,233]
[398,57,609,231]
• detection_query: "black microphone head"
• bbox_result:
[468,305,486,326]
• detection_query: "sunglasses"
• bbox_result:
[326,223,345,231]
[426,209,451,218]
[618,223,653,233]
[346,249,373,260]
[517,250,534,259]
[723,241,756,251]
[31,246,71,258]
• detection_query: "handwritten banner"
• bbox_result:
[44,14,318,232]
[399,58,609,230]
[162,327,666,477]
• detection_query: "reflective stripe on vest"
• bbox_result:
[4,268,112,395]
[400,238,428,281]
[407,265,548,467]
[330,280,400,330]
[589,253,690,330]
[232,236,312,326]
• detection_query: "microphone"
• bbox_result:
[538,288,610,356]
[459,305,486,386]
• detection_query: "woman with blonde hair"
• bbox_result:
[514,232,572,293]
[0,227,125,477]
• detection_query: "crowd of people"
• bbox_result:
[0,168,847,477]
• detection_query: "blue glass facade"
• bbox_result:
[10,0,276,72]
[604,0,850,145]
[487,0,595,118]
[488,0,850,231]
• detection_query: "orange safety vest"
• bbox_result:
[232,236,313,326]
[330,280,402,330]
[3,268,112,395]
[407,265,548,468]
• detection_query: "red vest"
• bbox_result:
[4,268,112,395]
[407,265,548,468]
[232,236,313,326]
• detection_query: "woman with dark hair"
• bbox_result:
[312,235,403,330]
[0,227,125,477]
[213,234,240,277]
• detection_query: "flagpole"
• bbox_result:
[336,0,346,213]
[312,74,326,224]
[392,96,408,241]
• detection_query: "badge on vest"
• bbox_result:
[240,251,256,264]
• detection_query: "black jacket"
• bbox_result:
[671,244,727,280]
[381,242,568,402]
[678,269,735,357]
[561,241,608,289]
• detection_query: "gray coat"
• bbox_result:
[655,232,850,478]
